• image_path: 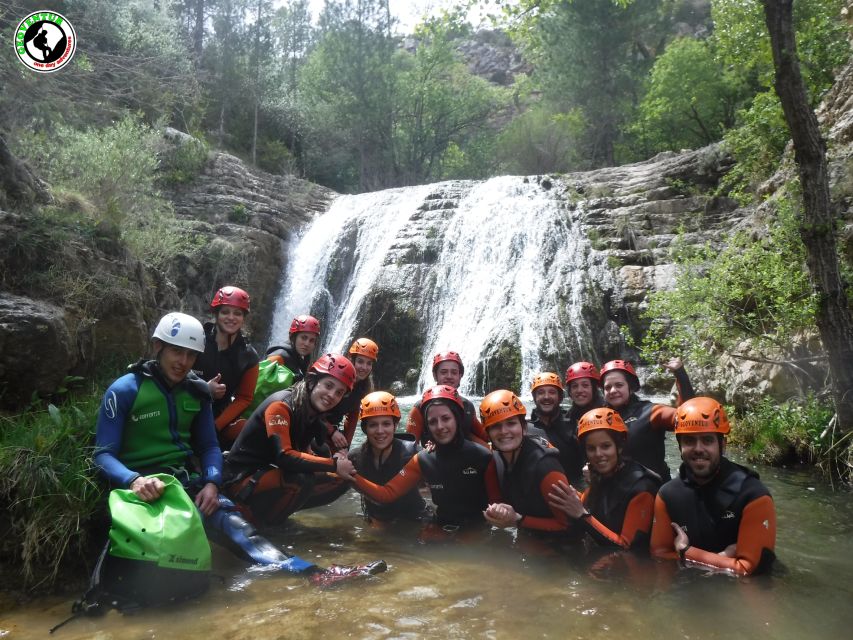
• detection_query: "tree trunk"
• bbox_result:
[761,0,853,432]
[193,0,205,66]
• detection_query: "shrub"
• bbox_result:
[0,391,106,589]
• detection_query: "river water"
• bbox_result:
[2,423,852,639]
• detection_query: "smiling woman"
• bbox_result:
[221,353,357,525]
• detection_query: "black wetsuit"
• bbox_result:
[195,322,259,420]
[490,437,566,523]
[350,436,427,521]
[583,459,661,549]
[265,343,310,381]
[529,405,587,487]
[417,438,492,526]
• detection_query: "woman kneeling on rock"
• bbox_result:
[222,353,356,525]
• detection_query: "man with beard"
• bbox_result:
[528,372,585,487]
[650,397,776,575]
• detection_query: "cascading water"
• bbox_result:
[269,176,617,395]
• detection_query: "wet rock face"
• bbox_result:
[0,294,72,406]
[161,137,335,342]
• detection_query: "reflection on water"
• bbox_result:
[3,441,853,639]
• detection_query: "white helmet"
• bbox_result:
[151,312,205,353]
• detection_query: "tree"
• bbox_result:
[761,0,853,433]
[632,37,746,154]
[299,0,397,190]
[394,14,507,184]
[505,0,665,166]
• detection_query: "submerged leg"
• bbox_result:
[205,495,315,573]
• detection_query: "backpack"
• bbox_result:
[52,475,211,632]
[241,359,296,418]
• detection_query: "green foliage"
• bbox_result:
[0,391,105,588]
[711,0,848,201]
[731,395,847,481]
[229,203,250,223]
[496,104,587,174]
[720,91,790,203]
[641,192,818,367]
[507,0,667,166]
[632,37,746,154]
[159,136,210,185]
[14,117,197,270]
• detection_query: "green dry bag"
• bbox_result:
[241,358,296,418]
[70,474,212,617]
[108,474,211,571]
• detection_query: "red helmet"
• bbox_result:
[600,360,639,387]
[309,353,356,391]
[675,397,730,435]
[289,315,321,337]
[349,337,379,361]
[432,351,464,376]
[480,390,527,430]
[531,372,564,397]
[577,408,628,440]
[210,286,250,312]
[421,384,463,411]
[565,361,600,385]
[359,391,401,421]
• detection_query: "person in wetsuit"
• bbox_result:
[481,390,570,534]
[338,385,493,528]
[94,313,381,581]
[601,358,694,481]
[265,314,321,382]
[650,397,776,576]
[349,391,429,523]
[223,353,356,525]
[528,371,586,487]
[548,407,661,550]
[406,351,488,446]
[325,338,378,451]
[194,286,259,449]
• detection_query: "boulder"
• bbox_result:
[0,294,73,406]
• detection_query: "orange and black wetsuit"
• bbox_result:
[650,457,776,575]
[325,377,371,447]
[610,368,694,481]
[350,435,427,521]
[406,396,488,447]
[222,388,348,524]
[195,322,260,447]
[578,459,661,550]
[351,437,493,527]
[265,343,310,382]
[484,437,570,533]
[529,405,591,487]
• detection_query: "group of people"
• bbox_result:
[93,285,777,585]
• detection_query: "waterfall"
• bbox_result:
[270,176,617,396]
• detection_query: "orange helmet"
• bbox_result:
[432,351,464,376]
[565,361,600,385]
[675,397,730,435]
[532,372,563,391]
[308,353,356,391]
[600,360,639,388]
[531,372,564,400]
[577,408,628,440]
[349,337,379,361]
[480,390,527,430]
[289,315,321,337]
[211,286,250,312]
[359,391,400,421]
